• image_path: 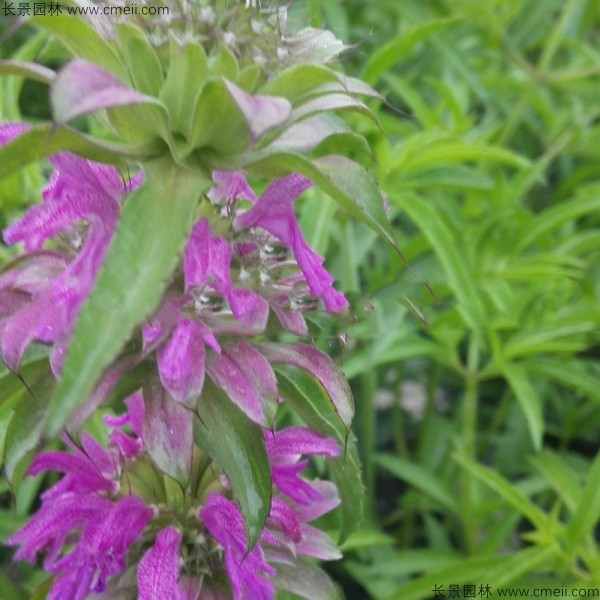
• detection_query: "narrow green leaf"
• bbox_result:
[525,357,600,401]
[0,123,159,179]
[374,453,459,514]
[502,363,544,451]
[363,18,460,84]
[245,152,397,251]
[530,451,581,512]
[0,60,55,84]
[454,455,549,531]
[45,158,209,436]
[393,193,485,332]
[193,381,271,548]
[33,15,127,80]
[516,186,600,250]
[566,452,600,550]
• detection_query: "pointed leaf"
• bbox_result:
[142,374,192,485]
[223,80,291,142]
[566,453,600,551]
[454,455,549,531]
[258,342,353,428]
[502,363,543,451]
[375,453,459,514]
[45,158,209,436]
[393,193,485,332]
[0,60,55,84]
[193,380,271,548]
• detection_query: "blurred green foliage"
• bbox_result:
[1,0,600,598]
[298,0,600,597]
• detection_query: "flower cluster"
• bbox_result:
[1,121,350,599]
[7,394,341,599]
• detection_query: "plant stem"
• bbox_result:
[460,337,480,555]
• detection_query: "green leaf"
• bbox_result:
[0,60,55,84]
[516,185,600,250]
[275,365,363,541]
[0,123,159,179]
[159,36,207,137]
[530,451,581,512]
[188,79,251,157]
[502,363,544,451]
[0,344,50,407]
[393,193,485,332]
[260,64,340,103]
[454,455,549,531]
[115,23,165,96]
[525,357,600,401]
[374,453,459,514]
[565,452,600,551]
[3,367,54,483]
[245,152,397,251]
[193,381,271,548]
[33,15,127,80]
[44,158,209,436]
[363,18,460,84]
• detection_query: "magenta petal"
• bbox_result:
[206,340,278,426]
[223,80,291,142]
[183,218,232,296]
[268,497,302,543]
[228,288,269,332]
[138,527,182,600]
[266,426,340,459]
[200,493,275,600]
[142,379,193,484]
[258,342,354,428]
[6,495,111,566]
[50,495,151,596]
[208,171,257,204]
[0,121,30,145]
[157,318,207,407]
[233,174,347,312]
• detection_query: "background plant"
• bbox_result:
[2,0,600,598]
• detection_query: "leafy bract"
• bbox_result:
[193,381,271,548]
[275,364,363,541]
[44,157,209,436]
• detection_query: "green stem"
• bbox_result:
[460,338,480,555]
[358,368,377,520]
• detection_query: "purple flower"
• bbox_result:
[0,123,140,373]
[6,398,151,599]
[138,526,182,600]
[234,173,348,312]
[266,426,340,504]
[201,494,277,600]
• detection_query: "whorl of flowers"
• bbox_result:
[0,2,391,598]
